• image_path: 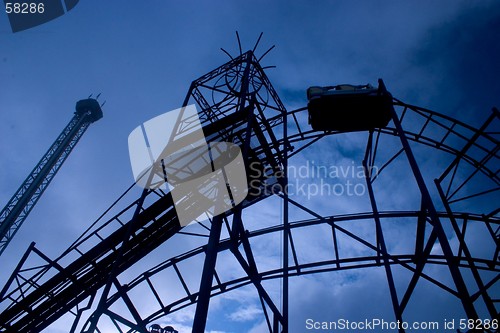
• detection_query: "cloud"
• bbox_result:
[228,305,262,322]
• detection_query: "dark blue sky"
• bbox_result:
[0,1,499,332]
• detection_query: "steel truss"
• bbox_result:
[0,103,101,256]
[0,47,498,333]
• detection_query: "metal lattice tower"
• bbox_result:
[0,38,498,333]
[0,98,103,256]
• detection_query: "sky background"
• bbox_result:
[0,1,499,332]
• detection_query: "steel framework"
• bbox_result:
[0,98,103,256]
[0,41,498,333]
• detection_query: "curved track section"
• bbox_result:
[85,211,499,327]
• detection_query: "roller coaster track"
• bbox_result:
[0,50,498,333]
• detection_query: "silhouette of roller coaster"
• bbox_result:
[0,36,498,333]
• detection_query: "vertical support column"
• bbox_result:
[282,88,289,333]
[380,79,478,319]
[363,131,403,331]
[413,200,427,263]
[192,52,254,333]
[192,214,224,333]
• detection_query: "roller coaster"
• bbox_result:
[0,39,498,333]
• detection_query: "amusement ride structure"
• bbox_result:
[0,98,103,256]
[0,35,498,333]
